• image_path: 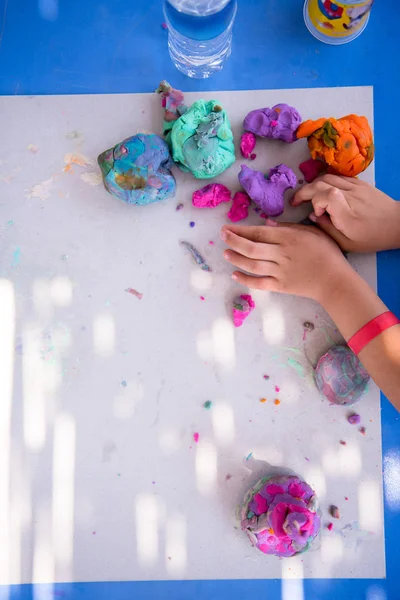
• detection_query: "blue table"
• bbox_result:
[1,1,399,598]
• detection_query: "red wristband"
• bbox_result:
[347,311,400,355]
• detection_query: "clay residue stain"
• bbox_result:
[125,288,143,300]
[287,357,305,379]
[63,153,93,172]
[26,177,53,200]
[80,172,102,186]
[11,247,21,269]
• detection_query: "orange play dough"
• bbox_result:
[296,114,374,177]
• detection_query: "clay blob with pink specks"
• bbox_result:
[241,474,321,557]
[232,294,255,327]
[243,104,302,144]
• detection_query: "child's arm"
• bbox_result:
[221,221,400,412]
[291,175,400,252]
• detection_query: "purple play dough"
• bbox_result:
[243,104,302,143]
[238,164,297,217]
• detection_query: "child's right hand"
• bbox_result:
[292,175,400,252]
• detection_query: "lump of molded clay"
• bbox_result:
[227,191,251,222]
[232,294,255,327]
[240,132,256,159]
[97,133,176,205]
[347,412,361,425]
[299,158,327,183]
[156,80,187,137]
[156,82,236,180]
[296,115,374,177]
[241,474,321,558]
[243,104,302,143]
[315,345,370,405]
[170,99,235,179]
[238,164,297,217]
[192,183,231,208]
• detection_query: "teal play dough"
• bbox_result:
[170,100,235,179]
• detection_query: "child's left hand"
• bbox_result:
[221,219,351,304]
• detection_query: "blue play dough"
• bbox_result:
[97,133,176,205]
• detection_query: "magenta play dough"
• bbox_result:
[232,294,255,327]
[299,158,327,183]
[240,132,256,159]
[241,474,321,558]
[227,191,251,222]
[192,183,231,208]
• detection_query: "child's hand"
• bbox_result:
[292,175,400,252]
[221,221,351,303]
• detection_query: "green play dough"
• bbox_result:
[170,99,235,179]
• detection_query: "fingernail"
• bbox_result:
[224,250,231,260]
[309,213,317,222]
[266,218,278,227]
[221,230,227,241]
[231,273,238,280]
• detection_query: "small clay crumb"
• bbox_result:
[347,412,361,425]
[344,496,349,501]
[161,22,168,30]
[330,505,340,519]
[303,321,315,332]
[250,153,257,160]
[176,203,184,211]
[339,440,347,446]
[213,104,222,112]
[203,400,212,410]
[359,426,366,435]
[225,474,232,481]
[327,523,333,531]
[260,397,267,403]
[263,374,270,380]
[274,399,280,405]
[189,221,195,228]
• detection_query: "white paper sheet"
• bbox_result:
[0,86,384,584]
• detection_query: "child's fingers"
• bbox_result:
[224,249,279,276]
[317,174,355,190]
[313,214,352,251]
[291,180,332,207]
[311,187,350,229]
[232,271,280,291]
[221,224,281,245]
[222,229,280,260]
[291,175,352,207]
